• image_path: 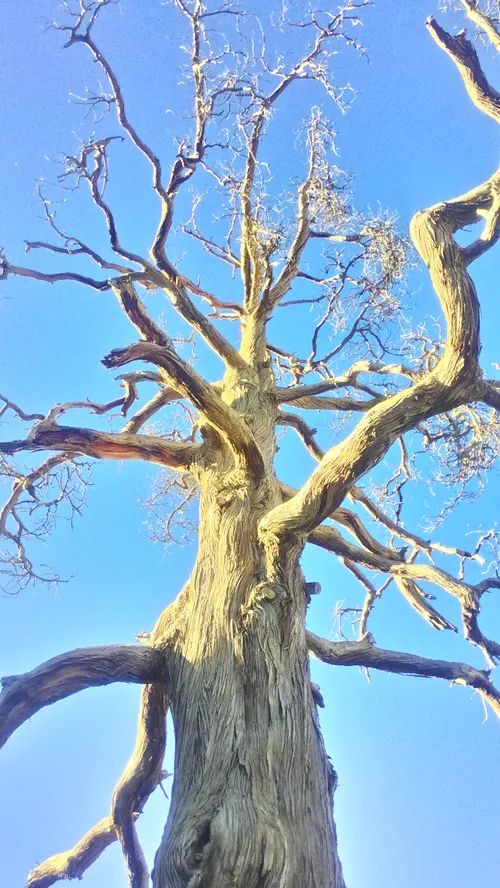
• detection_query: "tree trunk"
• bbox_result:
[151,448,346,888]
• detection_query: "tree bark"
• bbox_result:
[151,451,345,888]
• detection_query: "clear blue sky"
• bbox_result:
[0,2,499,886]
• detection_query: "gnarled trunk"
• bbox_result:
[151,453,345,888]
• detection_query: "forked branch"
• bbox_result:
[460,0,500,52]
[260,166,499,542]
[112,683,168,888]
[25,681,168,888]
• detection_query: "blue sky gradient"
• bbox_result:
[0,2,499,886]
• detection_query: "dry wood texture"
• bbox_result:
[1,1,499,886]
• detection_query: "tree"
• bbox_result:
[1,0,499,885]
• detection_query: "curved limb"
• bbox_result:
[0,645,165,749]
[103,342,265,479]
[24,682,168,888]
[26,816,122,888]
[426,16,500,123]
[261,165,499,544]
[111,683,168,888]
[261,16,500,546]
[0,423,201,470]
[306,631,500,718]
[460,0,500,52]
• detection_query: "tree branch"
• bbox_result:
[26,815,122,888]
[309,522,500,659]
[259,112,319,315]
[260,169,499,545]
[0,645,165,749]
[306,631,500,717]
[0,423,201,470]
[112,278,170,346]
[0,257,110,291]
[461,0,500,52]
[278,407,485,564]
[102,341,264,478]
[111,683,168,888]
[278,393,380,412]
[261,29,500,550]
[121,387,183,434]
[25,681,168,888]
[426,15,500,123]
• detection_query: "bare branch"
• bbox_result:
[278,405,488,569]
[0,645,165,749]
[162,276,248,371]
[0,394,44,423]
[260,168,500,547]
[277,413,324,461]
[112,279,170,346]
[102,341,264,478]
[0,454,77,593]
[111,683,168,888]
[0,254,110,291]
[239,6,367,311]
[481,380,500,410]
[25,681,168,888]
[426,16,500,122]
[26,815,122,888]
[122,388,183,435]
[259,112,319,314]
[309,521,500,659]
[461,0,500,52]
[306,631,500,717]
[65,11,170,208]
[0,422,201,470]
[279,393,380,412]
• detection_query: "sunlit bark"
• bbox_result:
[1,2,499,887]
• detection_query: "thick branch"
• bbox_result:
[426,16,500,123]
[278,409,485,562]
[102,342,264,478]
[25,681,168,888]
[306,631,500,717]
[112,683,168,888]
[461,0,500,52]
[280,393,380,412]
[26,816,122,888]
[0,424,200,470]
[481,380,500,410]
[260,171,500,542]
[0,645,165,749]
[162,276,248,370]
[112,279,170,346]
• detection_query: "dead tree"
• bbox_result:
[1,1,500,886]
